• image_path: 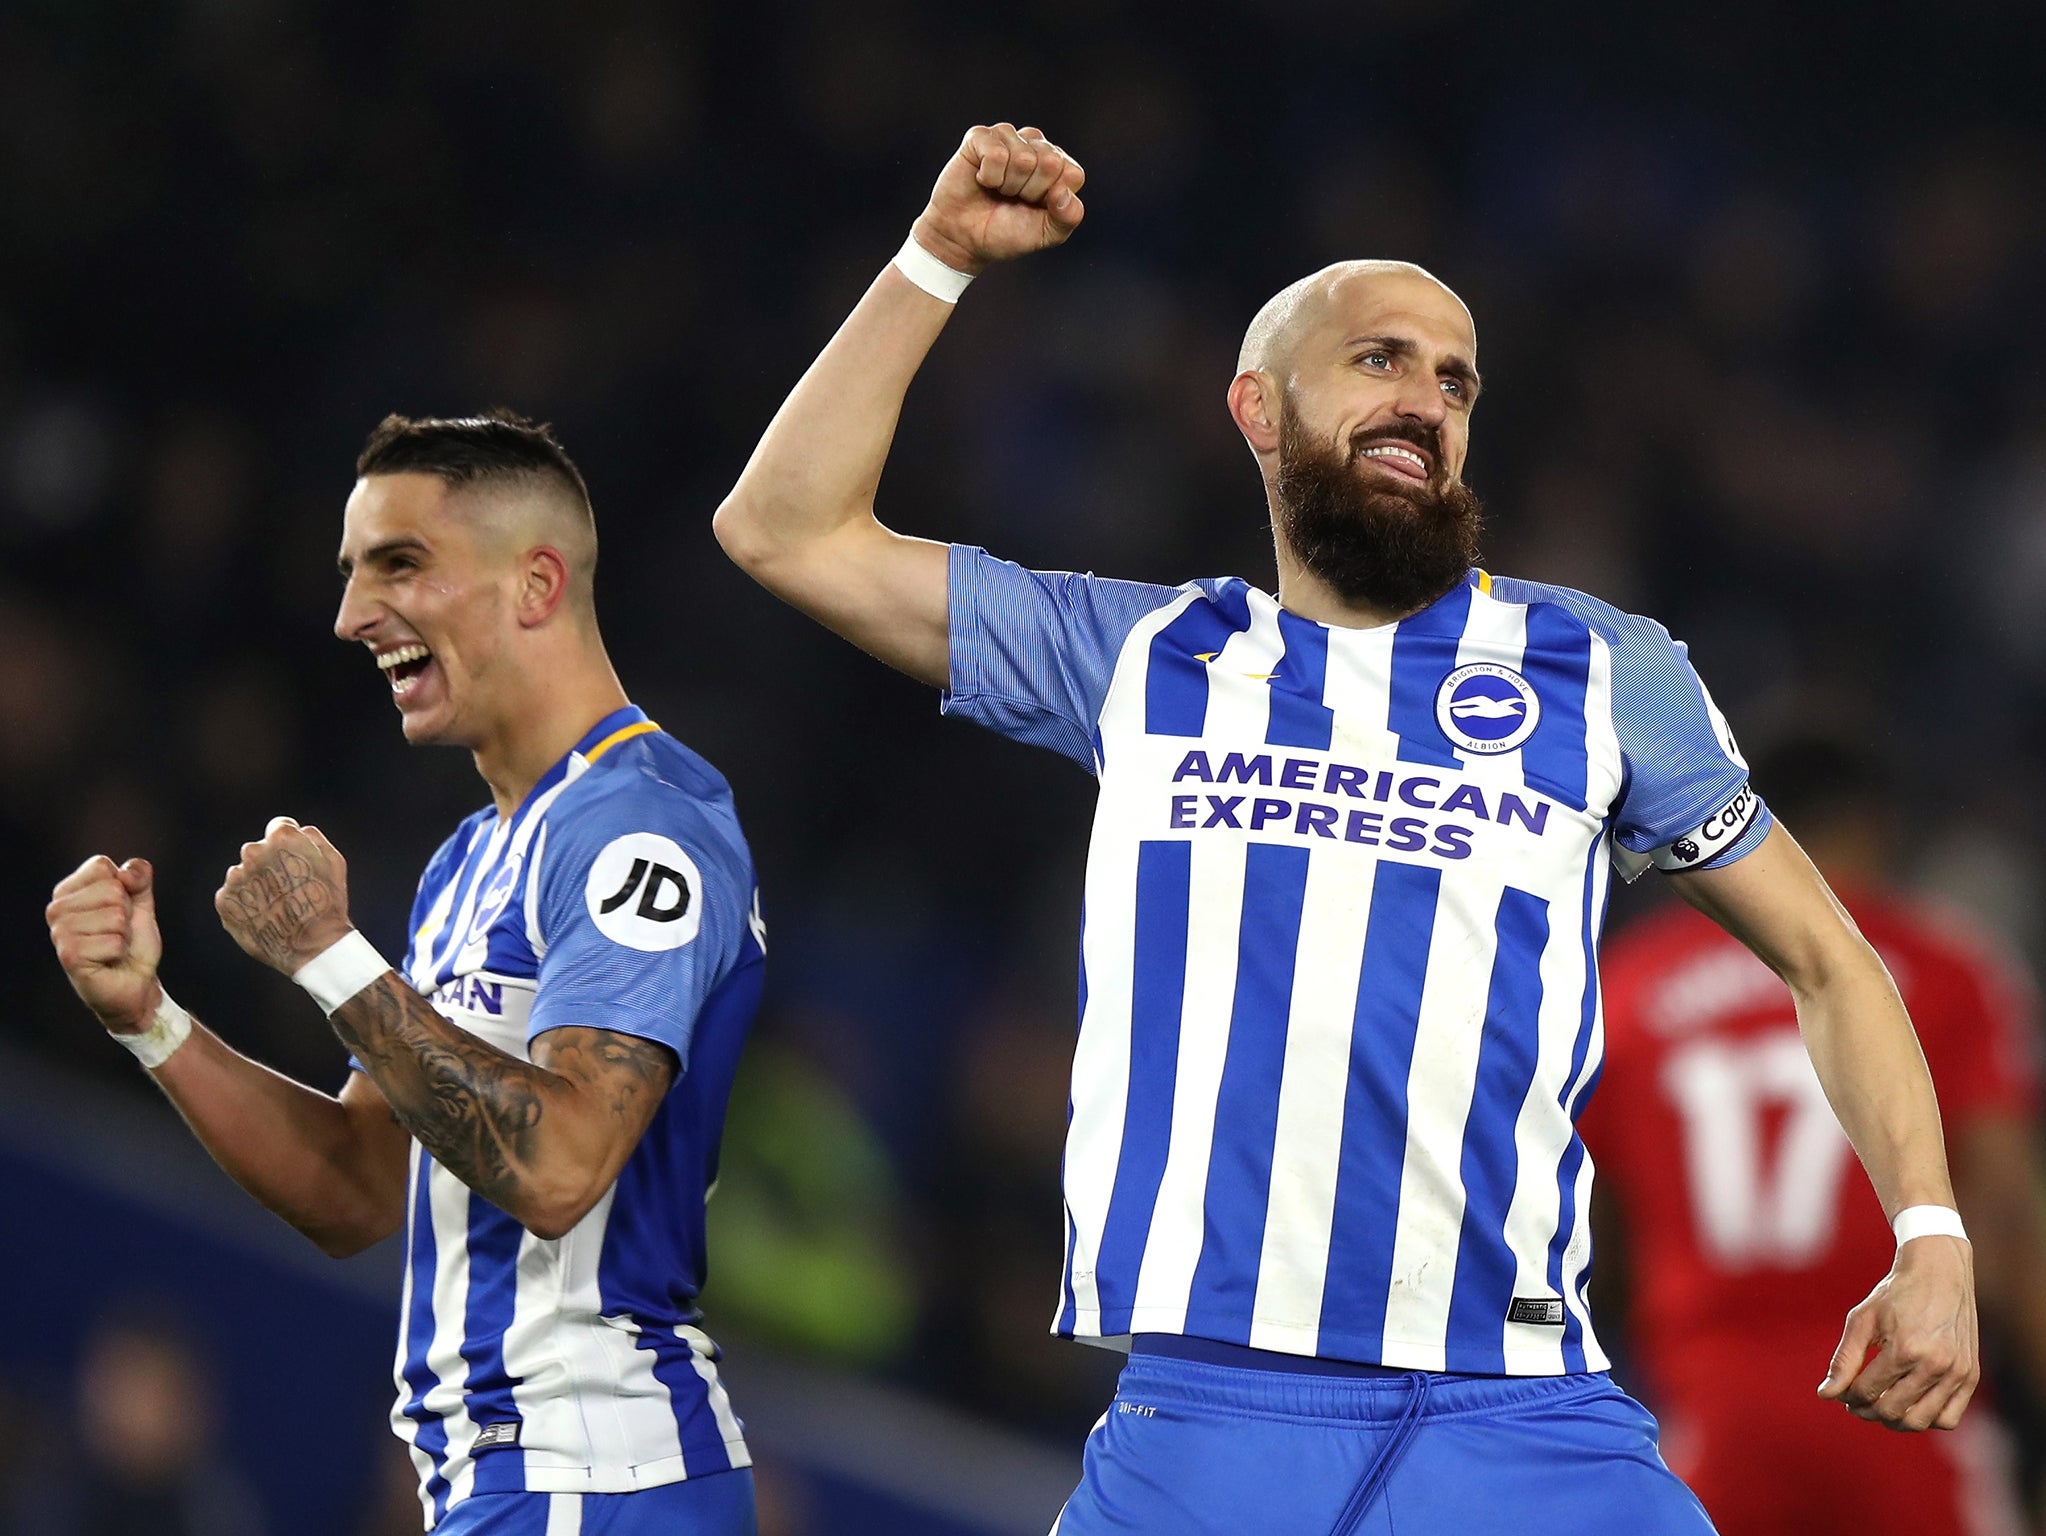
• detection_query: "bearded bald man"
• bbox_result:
[712,123,1976,1535]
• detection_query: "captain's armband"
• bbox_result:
[1613,783,1765,883]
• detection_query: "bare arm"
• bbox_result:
[713,123,1087,687]
[211,818,675,1241]
[46,854,408,1257]
[1671,820,1978,1431]
[331,975,673,1241]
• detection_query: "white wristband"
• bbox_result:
[116,990,192,1070]
[1893,1205,1969,1246]
[892,234,976,304]
[292,931,393,1016]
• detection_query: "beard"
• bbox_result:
[1273,406,1484,614]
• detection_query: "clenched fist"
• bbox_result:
[910,123,1086,276]
[48,855,165,1033]
[215,817,356,976]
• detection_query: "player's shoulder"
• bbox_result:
[544,729,749,873]
[951,542,1237,625]
[1483,572,1680,655]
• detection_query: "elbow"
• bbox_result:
[711,495,775,574]
[514,1176,612,1244]
[313,1228,376,1260]
[306,1208,402,1260]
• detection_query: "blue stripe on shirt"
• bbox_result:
[1092,840,1193,1330]
[1266,611,1333,751]
[1317,862,1440,1351]
[1517,602,1593,813]
[1444,888,1551,1372]
[1549,838,1611,1371]
[459,1201,527,1494]
[1143,582,1255,739]
[398,1159,452,1522]
[1387,581,1472,768]
[1185,842,1312,1338]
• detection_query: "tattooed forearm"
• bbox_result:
[330,975,675,1229]
[332,975,552,1212]
[537,1029,676,1124]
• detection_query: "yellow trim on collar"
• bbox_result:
[584,719,659,763]
[1475,568,1493,595]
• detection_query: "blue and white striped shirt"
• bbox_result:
[385,705,762,1525]
[944,550,1769,1376]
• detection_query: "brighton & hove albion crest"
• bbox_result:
[1435,663,1541,755]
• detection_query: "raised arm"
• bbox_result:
[713,123,1086,687]
[210,819,675,1242]
[46,854,409,1257]
[1669,821,1978,1431]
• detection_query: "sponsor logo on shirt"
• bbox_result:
[1163,749,1561,863]
[585,832,704,951]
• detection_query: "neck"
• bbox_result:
[1270,538,1452,630]
[469,640,631,817]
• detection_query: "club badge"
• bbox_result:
[1436,663,1541,755]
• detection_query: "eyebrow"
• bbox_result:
[1345,334,1484,399]
[337,535,430,578]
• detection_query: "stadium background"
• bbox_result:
[4,2,2045,1531]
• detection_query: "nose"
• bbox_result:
[1392,371,1450,429]
[334,571,375,643]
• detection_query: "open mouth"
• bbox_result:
[1355,442,1431,482]
[376,643,434,699]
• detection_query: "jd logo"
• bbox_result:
[584,832,704,951]
[597,858,692,922]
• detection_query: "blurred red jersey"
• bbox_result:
[1587,886,2038,1536]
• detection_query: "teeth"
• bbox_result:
[1362,445,1427,469]
[377,644,430,671]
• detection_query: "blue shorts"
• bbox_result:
[1052,1343,1715,1535]
[431,1470,756,1535]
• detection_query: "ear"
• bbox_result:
[1228,370,1282,457]
[515,546,571,628]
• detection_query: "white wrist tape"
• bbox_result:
[116,990,192,1070]
[892,234,976,303]
[292,931,393,1016]
[1893,1205,1969,1246]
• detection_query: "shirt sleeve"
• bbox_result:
[1604,612,1773,882]
[941,543,1189,770]
[525,793,747,1064]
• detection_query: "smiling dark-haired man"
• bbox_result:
[48,410,764,1536]
[713,123,1978,1534]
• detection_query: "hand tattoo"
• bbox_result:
[220,849,346,972]
[331,974,674,1223]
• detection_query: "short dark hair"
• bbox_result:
[355,408,593,516]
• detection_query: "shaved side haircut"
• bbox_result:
[357,408,600,615]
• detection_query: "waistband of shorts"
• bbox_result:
[1115,1349,1616,1424]
[1134,1334,1414,1378]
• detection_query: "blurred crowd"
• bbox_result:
[5,0,2046,1529]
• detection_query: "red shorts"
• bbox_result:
[1655,1373,2023,1536]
